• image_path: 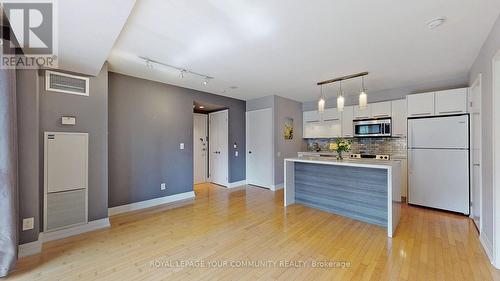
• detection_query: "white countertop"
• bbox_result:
[286,156,401,169]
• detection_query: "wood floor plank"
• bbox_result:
[5,183,500,281]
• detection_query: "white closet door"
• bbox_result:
[193,114,208,184]
[209,110,228,186]
[246,108,273,189]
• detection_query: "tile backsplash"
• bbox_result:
[306,137,407,157]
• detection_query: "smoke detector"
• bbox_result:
[427,17,446,29]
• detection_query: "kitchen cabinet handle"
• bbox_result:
[410,112,432,116]
[373,114,390,117]
[323,118,339,121]
[306,120,320,123]
[438,110,463,114]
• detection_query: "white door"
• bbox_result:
[408,115,469,149]
[408,149,469,214]
[193,113,208,184]
[470,76,482,228]
[209,110,228,186]
[246,108,273,189]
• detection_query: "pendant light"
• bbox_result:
[359,76,368,108]
[337,81,345,112]
[318,84,326,113]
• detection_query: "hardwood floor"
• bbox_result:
[6,183,500,281]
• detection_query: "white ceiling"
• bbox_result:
[106,0,500,102]
[56,0,136,75]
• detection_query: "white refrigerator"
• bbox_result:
[408,115,469,215]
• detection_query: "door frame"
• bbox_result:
[470,74,482,232]
[208,110,229,187]
[492,49,500,267]
[245,108,274,189]
[193,113,208,184]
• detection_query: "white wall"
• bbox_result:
[469,14,500,266]
[246,95,306,187]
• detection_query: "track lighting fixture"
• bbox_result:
[140,56,214,84]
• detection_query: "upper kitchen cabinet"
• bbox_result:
[391,99,407,137]
[341,106,354,137]
[371,101,392,118]
[407,88,468,118]
[323,108,340,121]
[303,110,320,122]
[435,88,468,116]
[353,104,371,119]
[302,109,341,138]
[407,92,434,117]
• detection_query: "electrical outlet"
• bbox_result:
[22,217,34,231]
[235,151,238,157]
[161,183,166,190]
[180,143,185,150]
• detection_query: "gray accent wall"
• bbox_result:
[274,96,304,185]
[16,70,40,244]
[38,65,109,227]
[246,95,305,186]
[469,15,500,253]
[108,72,245,208]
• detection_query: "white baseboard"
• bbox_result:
[108,191,195,216]
[18,217,110,258]
[41,217,110,243]
[271,183,284,191]
[480,232,494,266]
[227,180,246,188]
[18,239,42,258]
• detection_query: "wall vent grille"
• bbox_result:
[45,70,90,96]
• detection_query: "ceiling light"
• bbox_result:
[318,85,326,113]
[427,17,446,29]
[359,76,368,108]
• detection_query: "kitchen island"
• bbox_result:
[284,156,401,237]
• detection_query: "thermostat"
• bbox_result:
[61,116,76,125]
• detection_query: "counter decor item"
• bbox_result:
[330,138,352,160]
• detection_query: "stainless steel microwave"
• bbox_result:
[353,118,392,137]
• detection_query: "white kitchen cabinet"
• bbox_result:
[353,104,371,120]
[435,88,468,115]
[323,108,340,121]
[370,101,392,118]
[341,106,354,137]
[302,109,340,138]
[303,110,320,122]
[391,99,407,137]
[392,156,408,199]
[407,92,435,117]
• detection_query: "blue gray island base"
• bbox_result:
[284,157,401,237]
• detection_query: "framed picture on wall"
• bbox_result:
[284,117,293,140]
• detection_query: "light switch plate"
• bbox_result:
[22,217,34,231]
[161,183,166,190]
[180,143,185,150]
[235,151,239,157]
